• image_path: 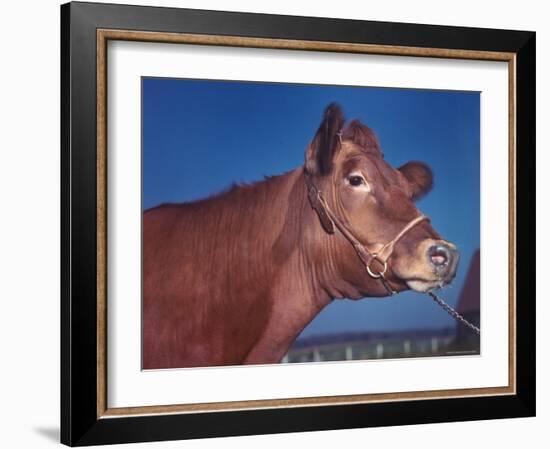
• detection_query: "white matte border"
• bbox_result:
[107,41,509,408]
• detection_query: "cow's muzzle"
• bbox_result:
[427,242,459,283]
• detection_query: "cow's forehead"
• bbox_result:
[338,143,402,184]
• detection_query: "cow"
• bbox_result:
[142,103,459,369]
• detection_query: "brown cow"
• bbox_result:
[143,103,458,369]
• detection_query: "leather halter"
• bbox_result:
[305,172,429,295]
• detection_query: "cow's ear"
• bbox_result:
[399,161,433,200]
[305,103,345,176]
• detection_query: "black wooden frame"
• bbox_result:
[61,1,535,446]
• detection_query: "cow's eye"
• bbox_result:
[345,173,371,193]
[348,175,365,187]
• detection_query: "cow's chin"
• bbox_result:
[405,279,444,293]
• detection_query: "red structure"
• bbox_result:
[456,249,481,345]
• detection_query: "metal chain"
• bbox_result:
[428,292,480,336]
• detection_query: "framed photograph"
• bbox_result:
[61,1,535,446]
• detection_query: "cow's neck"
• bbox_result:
[239,168,327,363]
[244,168,364,364]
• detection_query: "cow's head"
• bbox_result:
[304,103,458,298]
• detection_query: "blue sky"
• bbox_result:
[142,77,480,338]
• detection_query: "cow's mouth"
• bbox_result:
[405,260,458,292]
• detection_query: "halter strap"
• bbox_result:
[305,172,429,294]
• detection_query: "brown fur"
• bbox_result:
[143,171,311,368]
[143,103,455,369]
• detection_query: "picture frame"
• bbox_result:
[60,1,535,446]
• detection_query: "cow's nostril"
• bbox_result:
[428,245,450,267]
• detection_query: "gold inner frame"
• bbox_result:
[96,29,517,419]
